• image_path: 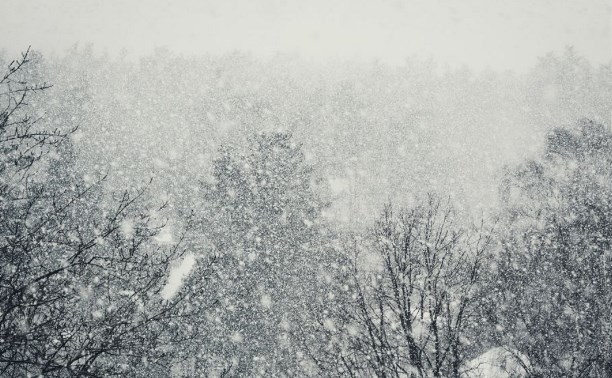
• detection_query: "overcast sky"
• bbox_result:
[2,0,610,71]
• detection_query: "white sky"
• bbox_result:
[1,0,610,71]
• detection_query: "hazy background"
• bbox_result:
[1,0,610,226]
[2,0,610,71]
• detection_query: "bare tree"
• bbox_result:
[316,195,494,377]
[0,49,213,377]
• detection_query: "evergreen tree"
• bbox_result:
[194,132,339,376]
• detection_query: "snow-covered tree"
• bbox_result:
[189,132,344,376]
[487,119,612,377]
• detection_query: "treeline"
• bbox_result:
[0,49,611,377]
[3,46,609,224]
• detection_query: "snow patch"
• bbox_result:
[230,331,244,343]
[464,347,529,378]
[260,293,272,309]
[161,254,196,300]
[154,226,174,245]
[120,218,135,238]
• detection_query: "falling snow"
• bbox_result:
[1,1,611,377]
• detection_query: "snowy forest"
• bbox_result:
[0,43,611,378]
